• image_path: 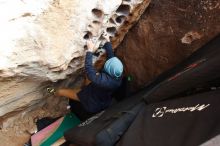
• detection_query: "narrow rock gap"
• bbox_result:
[92,20,101,25]
[116,15,127,24]
[116,4,131,16]
[106,27,117,36]
[91,8,103,18]
[83,31,92,40]
[109,18,116,24]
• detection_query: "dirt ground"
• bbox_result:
[0,129,30,146]
[0,95,69,146]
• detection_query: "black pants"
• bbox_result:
[69,99,94,121]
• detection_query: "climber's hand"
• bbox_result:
[102,32,110,42]
[86,40,96,52]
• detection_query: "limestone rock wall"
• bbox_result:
[0,0,150,120]
[116,0,220,91]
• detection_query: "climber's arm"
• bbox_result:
[102,32,114,59]
[103,42,114,59]
[85,52,108,87]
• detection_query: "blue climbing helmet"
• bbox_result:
[104,57,123,78]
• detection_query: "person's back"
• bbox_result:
[52,33,124,120]
[80,41,123,113]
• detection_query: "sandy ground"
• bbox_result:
[0,130,30,146]
[0,95,69,146]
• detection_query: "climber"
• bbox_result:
[48,33,123,120]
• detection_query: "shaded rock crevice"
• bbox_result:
[116,0,220,91]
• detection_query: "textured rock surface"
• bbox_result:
[116,0,220,90]
[0,78,44,117]
[0,0,150,81]
[0,0,150,120]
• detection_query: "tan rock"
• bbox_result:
[0,0,151,121]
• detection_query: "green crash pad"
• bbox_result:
[40,112,81,146]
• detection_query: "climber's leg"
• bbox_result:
[55,88,81,101]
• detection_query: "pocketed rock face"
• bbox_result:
[0,0,150,121]
[116,0,220,90]
[0,0,150,81]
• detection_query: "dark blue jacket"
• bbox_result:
[77,42,122,113]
